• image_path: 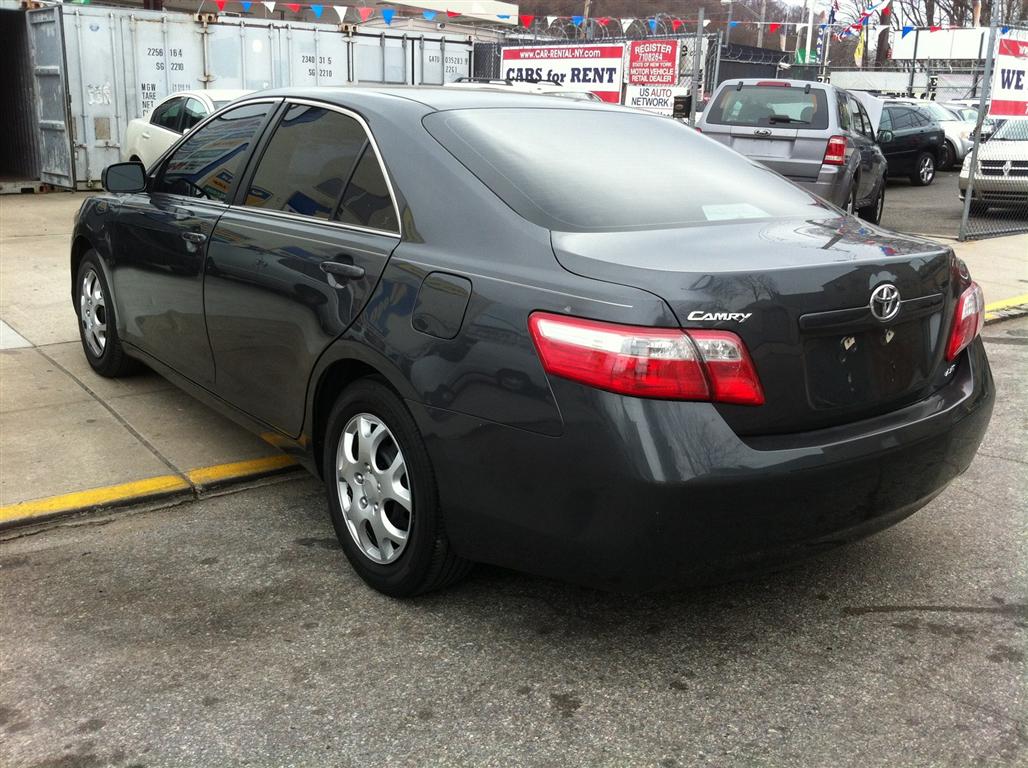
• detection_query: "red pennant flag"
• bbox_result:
[287,2,299,10]
[358,6,373,21]
[768,22,781,33]
[929,24,942,31]
[671,19,683,31]
[446,10,459,17]
[214,0,226,9]
[519,14,535,27]
[597,17,609,26]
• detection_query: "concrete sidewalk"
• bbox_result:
[0,192,298,525]
[0,191,1024,527]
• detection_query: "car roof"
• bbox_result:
[243,85,625,113]
[716,78,831,90]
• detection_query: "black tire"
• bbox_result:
[939,141,955,171]
[858,180,885,224]
[322,378,471,597]
[910,151,936,186]
[75,250,138,378]
[969,200,990,215]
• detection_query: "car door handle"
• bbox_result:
[321,261,365,281]
[181,231,207,244]
[141,132,150,139]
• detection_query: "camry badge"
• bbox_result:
[869,283,901,322]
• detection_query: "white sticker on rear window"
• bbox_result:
[701,203,770,221]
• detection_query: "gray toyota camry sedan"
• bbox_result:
[73,87,992,595]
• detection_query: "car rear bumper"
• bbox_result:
[792,165,849,207]
[411,339,993,591]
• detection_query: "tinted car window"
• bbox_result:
[879,108,894,131]
[245,104,368,220]
[846,97,868,136]
[426,108,824,232]
[181,98,207,132]
[836,94,851,130]
[706,85,829,129]
[856,102,874,137]
[154,102,271,202]
[336,145,399,232]
[151,98,184,132]
[888,107,916,131]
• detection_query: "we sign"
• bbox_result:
[990,38,1028,118]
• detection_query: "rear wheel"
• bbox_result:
[858,181,885,224]
[910,152,936,186]
[76,251,138,378]
[323,379,471,597]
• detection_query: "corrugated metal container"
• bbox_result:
[7,3,473,191]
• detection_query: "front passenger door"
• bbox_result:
[113,101,276,385]
[204,101,401,435]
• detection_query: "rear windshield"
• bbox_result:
[424,108,825,232]
[706,84,830,129]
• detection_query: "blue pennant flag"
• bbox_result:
[901,25,913,37]
[241,0,251,10]
[818,23,827,29]
[382,8,395,24]
[648,17,657,32]
[422,10,436,20]
[1001,25,1010,33]
[860,15,869,25]
[311,4,323,17]
[572,15,583,25]
[729,20,740,27]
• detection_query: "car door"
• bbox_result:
[204,100,401,436]
[879,106,917,175]
[843,95,877,202]
[111,100,277,385]
[140,96,185,168]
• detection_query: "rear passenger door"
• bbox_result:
[204,100,401,436]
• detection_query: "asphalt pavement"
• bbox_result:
[1,319,1025,768]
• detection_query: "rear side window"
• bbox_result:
[706,85,829,129]
[245,104,368,220]
[426,108,823,232]
[151,98,184,132]
[181,98,207,132]
[336,146,398,232]
[847,97,870,136]
[154,102,272,202]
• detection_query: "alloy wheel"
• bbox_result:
[79,269,107,357]
[336,413,412,565]
[919,156,935,184]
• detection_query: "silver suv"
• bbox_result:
[697,79,888,223]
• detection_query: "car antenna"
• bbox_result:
[736,81,744,91]
[804,83,811,94]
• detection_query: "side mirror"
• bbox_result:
[877,129,894,145]
[101,162,146,194]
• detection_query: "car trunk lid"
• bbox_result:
[551,216,959,436]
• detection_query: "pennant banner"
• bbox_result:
[357,6,372,21]
[310,4,322,17]
[381,8,394,24]
[262,1,274,12]
[620,18,634,33]
[333,5,347,21]
[519,14,534,27]
[422,10,436,21]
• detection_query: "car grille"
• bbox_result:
[980,160,1028,177]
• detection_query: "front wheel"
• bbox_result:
[911,152,936,186]
[939,141,955,171]
[323,379,471,597]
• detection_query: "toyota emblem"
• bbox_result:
[869,283,901,322]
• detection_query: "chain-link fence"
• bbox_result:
[959,25,1028,240]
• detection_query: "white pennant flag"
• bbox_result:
[702,19,710,27]
[333,5,348,22]
[546,15,558,26]
[795,22,808,32]
[620,17,635,33]
[263,1,275,12]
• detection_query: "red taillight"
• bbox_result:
[823,135,847,166]
[527,313,764,405]
[945,281,984,361]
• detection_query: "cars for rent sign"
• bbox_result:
[500,45,625,102]
[990,38,1028,118]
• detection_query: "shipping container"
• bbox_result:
[2,1,473,192]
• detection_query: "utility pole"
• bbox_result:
[583,0,592,20]
[757,0,767,46]
[690,7,705,127]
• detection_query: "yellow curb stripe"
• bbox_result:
[186,454,298,487]
[0,475,190,524]
[984,293,1028,314]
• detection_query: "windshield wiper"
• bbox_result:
[768,114,808,124]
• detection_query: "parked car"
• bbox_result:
[876,103,946,185]
[959,118,1028,213]
[124,89,251,169]
[883,99,974,170]
[77,88,993,596]
[697,79,888,223]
